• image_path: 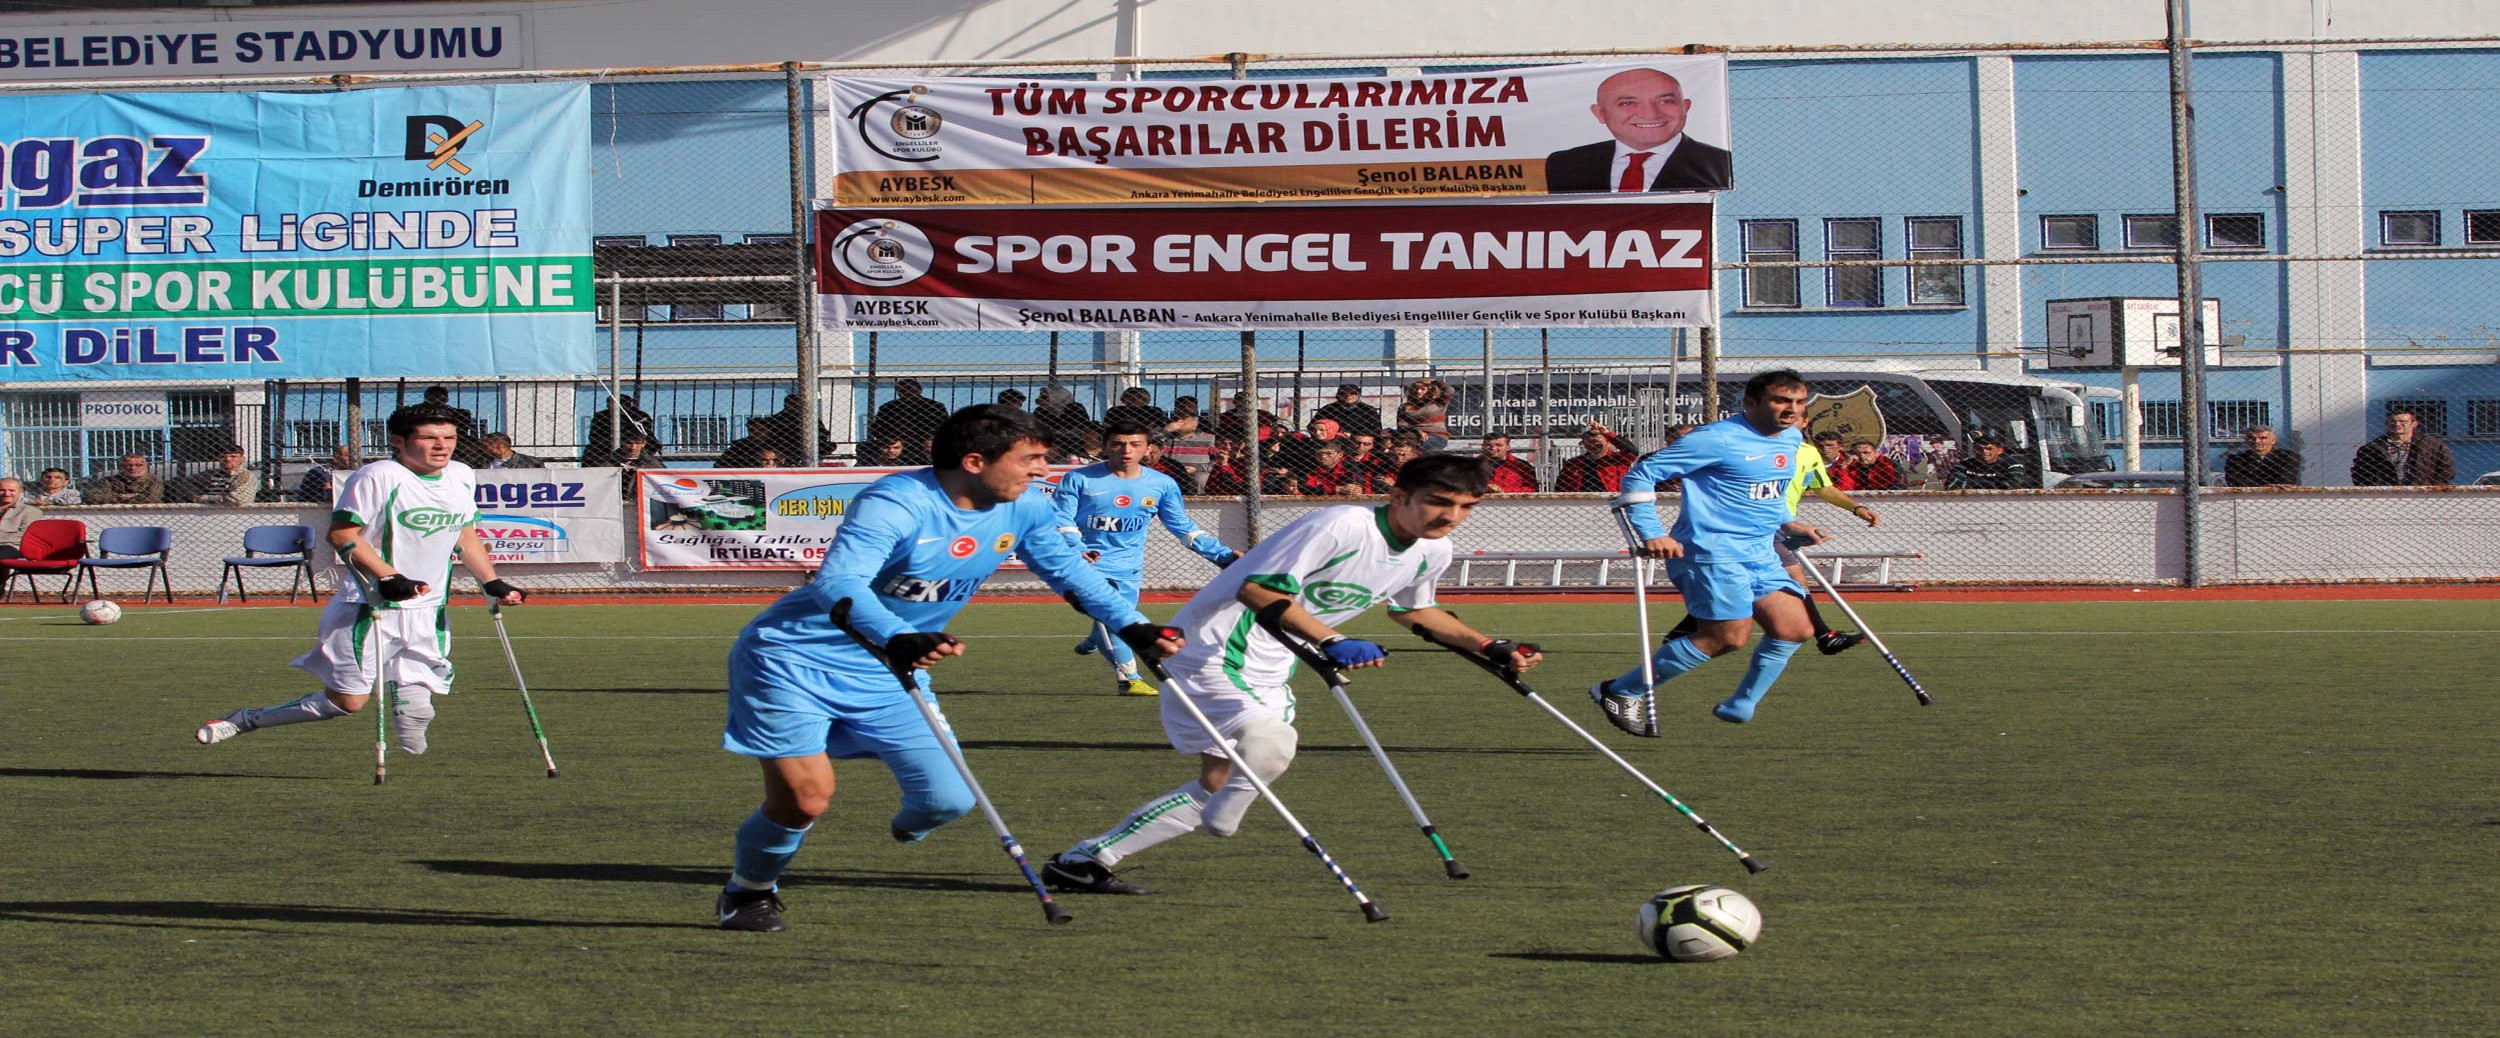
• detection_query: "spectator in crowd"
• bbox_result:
[855,435,907,467]
[34,468,79,505]
[183,444,261,506]
[583,395,662,463]
[1297,443,1363,496]
[2223,426,2304,487]
[754,393,836,465]
[1199,437,1252,496]
[1214,392,1280,445]
[1641,424,1698,493]
[1833,439,1904,491]
[1314,383,1384,438]
[2350,411,2454,486]
[295,445,361,503]
[1554,421,1638,492]
[756,448,784,469]
[0,477,37,560]
[1346,431,1381,470]
[1145,437,1197,492]
[1274,416,1346,478]
[1812,431,1846,468]
[1036,385,1093,441]
[870,380,951,462]
[589,432,659,479]
[996,388,1029,411]
[1947,436,2031,489]
[477,432,545,470]
[1102,386,1168,431]
[716,417,778,469]
[1482,434,1541,493]
[1397,378,1452,448]
[88,453,165,505]
[1164,395,1203,438]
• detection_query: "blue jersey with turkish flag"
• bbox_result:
[737,469,1145,686]
[1619,414,1805,561]
[1051,464,1233,580]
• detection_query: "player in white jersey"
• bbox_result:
[1041,454,1544,895]
[194,404,526,754]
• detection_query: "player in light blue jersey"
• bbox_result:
[1590,370,1832,734]
[1056,419,1242,696]
[714,405,1184,932]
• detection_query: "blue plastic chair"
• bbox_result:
[78,526,174,604]
[219,525,318,604]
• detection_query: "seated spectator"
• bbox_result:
[1145,437,1197,493]
[183,444,261,506]
[1213,392,1279,444]
[295,446,361,503]
[33,468,80,505]
[1273,416,1346,479]
[582,395,662,463]
[1298,444,1363,496]
[1199,438,1252,496]
[477,432,545,470]
[1102,386,1168,432]
[1947,436,2032,489]
[0,477,37,560]
[588,432,659,474]
[756,448,784,469]
[88,453,166,505]
[1833,439,1904,490]
[1371,440,1426,491]
[996,388,1029,411]
[756,393,836,464]
[870,379,950,455]
[1164,396,1203,439]
[2223,426,2303,487]
[1554,421,1637,492]
[716,418,777,469]
[1314,383,1384,438]
[1482,434,1540,493]
[855,435,908,467]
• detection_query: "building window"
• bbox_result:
[745,233,796,246]
[1824,218,1882,307]
[1906,216,1964,306]
[593,235,648,248]
[2041,214,2099,251]
[671,302,726,321]
[2122,214,2179,250]
[667,234,724,247]
[2207,400,2271,437]
[2091,400,2124,440]
[2467,400,2500,438]
[1740,219,1800,308]
[2138,401,2184,440]
[2383,400,2448,437]
[2465,212,2500,245]
[2205,213,2265,250]
[2380,211,2439,247]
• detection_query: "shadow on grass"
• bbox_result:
[0,900,712,930]
[1491,951,1660,964]
[959,739,1579,756]
[0,767,327,781]
[415,860,1032,893]
[534,687,721,696]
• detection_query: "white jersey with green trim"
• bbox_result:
[330,459,478,610]
[1168,505,1449,693]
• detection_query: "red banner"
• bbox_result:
[814,197,1714,330]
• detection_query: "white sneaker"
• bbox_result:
[195,709,252,745]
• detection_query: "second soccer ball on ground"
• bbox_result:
[1636,884,1763,962]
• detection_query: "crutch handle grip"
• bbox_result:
[1254,601,1352,687]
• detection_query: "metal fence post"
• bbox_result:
[1229,51,1264,545]
[1698,326,1721,420]
[2168,2,2208,586]
[787,61,821,466]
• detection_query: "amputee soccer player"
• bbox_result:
[194,404,526,751]
[714,405,1183,932]
[1057,419,1242,696]
[1656,415,1883,654]
[1040,454,1542,895]
[1590,370,1830,733]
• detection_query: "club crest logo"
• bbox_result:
[830,219,932,287]
[396,507,471,534]
[1141,497,1157,507]
[1302,581,1376,612]
[948,536,978,558]
[993,533,1016,553]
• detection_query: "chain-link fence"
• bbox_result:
[6,39,2499,587]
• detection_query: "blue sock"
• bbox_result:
[727,809,812,892]
[1715,639,1803,723]
[1610,636,1714,694]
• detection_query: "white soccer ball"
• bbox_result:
[1636,884,1762,962]
[80,600,123,626]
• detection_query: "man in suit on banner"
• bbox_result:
[1544,67,1732,194]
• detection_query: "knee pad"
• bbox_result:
[390,687,436,754]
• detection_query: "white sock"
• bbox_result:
[1071,780,1210,868]
[392,687,436,755]
[244,692,350,730]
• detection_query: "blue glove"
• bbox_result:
[1319,636,1387,667]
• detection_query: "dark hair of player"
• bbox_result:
[1743,368,1810,402]
[933,404,1049,470]
[1395,453,1493,497]
[1102,419,1154,441]
[385,403,464,438]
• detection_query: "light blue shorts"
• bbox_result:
[723,645,946,760]
[1667,554,1805,622]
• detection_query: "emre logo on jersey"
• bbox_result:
[1303,581,1376,612]
[396,507,472,533]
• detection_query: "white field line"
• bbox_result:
[2,629,2490,643]
[0,606,250,623]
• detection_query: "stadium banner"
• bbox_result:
[473,467,624,565]
[0,83,594,381]
[637,467,911,571]
[814,197,1714,332]
[0,16,527,81]
[826,58,1730,206]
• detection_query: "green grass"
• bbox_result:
[3,599,2497,1037]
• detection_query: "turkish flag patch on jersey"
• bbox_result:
[1113,494,1133,508]
[1774,454,1790,469]
[948,536,978,558]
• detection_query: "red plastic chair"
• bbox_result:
[0,518,87,603]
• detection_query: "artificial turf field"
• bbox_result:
[3,598,2495,1037]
